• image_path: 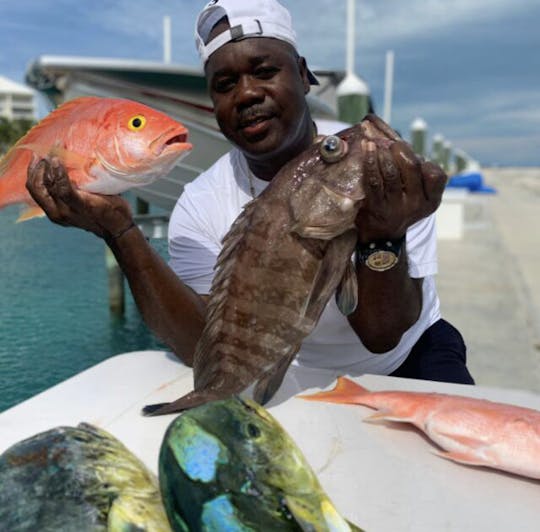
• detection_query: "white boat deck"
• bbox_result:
[1,350,538,531]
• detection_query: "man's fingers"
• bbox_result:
[26,158,59,213]
[390,141,423,197]
[46,157,79,204]
[363,114,401,141]
[420,160,447,208]
[377,146,402,200]
[363,140,384,203]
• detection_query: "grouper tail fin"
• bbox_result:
[141,389,223,417]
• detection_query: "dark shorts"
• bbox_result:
[390,319,475,384]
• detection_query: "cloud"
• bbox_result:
[84,0,200,64]
[1,0,538,165]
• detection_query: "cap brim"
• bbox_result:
[307,68,319,85]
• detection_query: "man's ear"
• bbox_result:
[298,56,311,94]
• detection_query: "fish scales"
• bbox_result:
[143,115,401,416]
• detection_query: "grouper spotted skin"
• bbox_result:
[144,115,400,416]
[159,396,364,531]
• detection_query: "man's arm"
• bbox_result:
[26,157,206,365]
[349,139,446,352]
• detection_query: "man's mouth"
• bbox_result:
[238,114,274,136]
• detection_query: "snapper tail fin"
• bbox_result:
[0,147,35,212]
[298,376,369,404]
[16,206,45,222]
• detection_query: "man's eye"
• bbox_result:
[255,67,278,79]
[213,77,236,93]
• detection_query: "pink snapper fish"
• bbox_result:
[300,376,540,480]
[0,96,192,221]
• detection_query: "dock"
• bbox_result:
[437,167,540,393]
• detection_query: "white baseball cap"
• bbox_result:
[195,0,319,84]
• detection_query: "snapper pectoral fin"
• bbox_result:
[16,205,45,223]
[19,143,88,171]
[434,449,488,468]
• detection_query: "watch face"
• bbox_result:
[365,250,399,272]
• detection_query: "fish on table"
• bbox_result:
[143,114,401,416]
[0,399,364,531]
[0,422,170,531]
[159,395,364,531]
[0,96,192,221]
[300,376,540,480]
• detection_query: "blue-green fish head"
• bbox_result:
[159,397,363,531]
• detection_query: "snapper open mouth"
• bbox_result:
[165,133,188,145]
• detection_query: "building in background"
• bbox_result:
[0,75,37,121]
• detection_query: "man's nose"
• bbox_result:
[235,76,265,107]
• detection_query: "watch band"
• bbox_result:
[356,235,405,272]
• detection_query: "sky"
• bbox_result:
[1,0,539,167]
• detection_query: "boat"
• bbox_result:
[0,351,538,530]
[25,55,346,212]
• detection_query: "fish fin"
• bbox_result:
[436,431,488,449]
[18,142,88,170]
[0,97,98,174]
[0,145,22,175]
[284,495,356,532]
[434,449,488,468]
[16,205,45,222]
[298,376,368,404]
[346,521,366,532]
[142,389,221,416]
[363,409,405,422]
[252,348,299,405]
[283,495,325,531]
[302,228,357,321]
[335,259,358,315]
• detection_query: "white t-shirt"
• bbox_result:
[168,119,441,375]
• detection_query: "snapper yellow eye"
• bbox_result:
[128,115,146,131]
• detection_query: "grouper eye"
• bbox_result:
[319,135,348,163]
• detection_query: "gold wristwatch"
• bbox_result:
[356,235,405,272]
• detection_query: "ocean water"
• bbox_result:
[0,200,167,413]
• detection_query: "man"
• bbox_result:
[26,0,474,384]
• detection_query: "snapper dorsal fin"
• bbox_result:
[0,97,103,177]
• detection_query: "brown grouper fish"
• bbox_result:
[143,115,400,416]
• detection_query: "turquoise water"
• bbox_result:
[0,201,166,413]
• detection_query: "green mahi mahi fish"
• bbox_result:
[0,399,363,531]
[0,423,169,531]
[159,397,364,531]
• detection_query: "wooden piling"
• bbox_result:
[105,244,125,315]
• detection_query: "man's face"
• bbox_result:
[205,37,311,166]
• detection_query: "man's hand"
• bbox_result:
[356,139,447,243]
[26,156,134,241]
